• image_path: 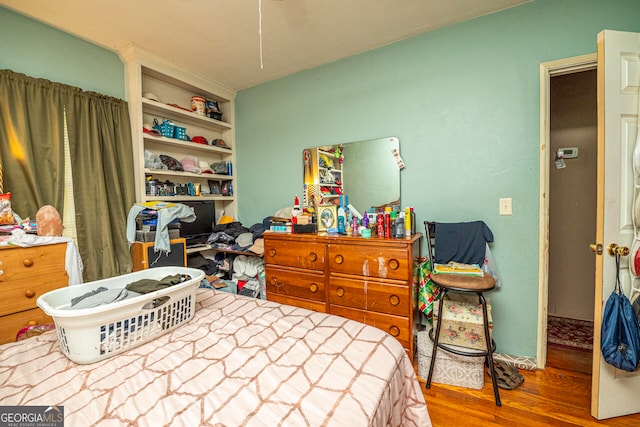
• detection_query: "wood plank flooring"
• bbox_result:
[420,358,640,426]
[546,344,592,374]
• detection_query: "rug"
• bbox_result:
[547,315,593,352]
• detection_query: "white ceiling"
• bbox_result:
[1,0,530,91]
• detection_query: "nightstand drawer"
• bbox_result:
[0,243,66,282]
[0,271,68,316]
[0,308,54,344]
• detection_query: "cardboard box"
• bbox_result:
[417,330,485,390]
[432,293,493,351]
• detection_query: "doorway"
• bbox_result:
[545,69,597,374]
[537,53,597,370]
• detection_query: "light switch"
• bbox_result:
[499,198,512,216]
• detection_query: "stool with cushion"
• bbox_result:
[424,221,501,406]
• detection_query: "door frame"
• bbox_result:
[537,53,598,368]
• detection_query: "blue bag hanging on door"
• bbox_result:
[601,253,640,372]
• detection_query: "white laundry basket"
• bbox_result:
[37,266,205,364]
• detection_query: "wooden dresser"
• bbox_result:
[264,232,421,360]
[0,243,69,344]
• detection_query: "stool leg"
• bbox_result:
[426,288,447,389]
[479,292,501,406]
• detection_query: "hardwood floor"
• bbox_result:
[546,343,592,374]
[420,359,640,426]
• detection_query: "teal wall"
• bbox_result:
[3,0,640,359]
[0,6,124,98]
[236,0,640,358]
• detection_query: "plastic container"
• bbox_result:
[173,125,187,140]
[37,266,205,364]
[153,119,175,138]
[191,95,206,116]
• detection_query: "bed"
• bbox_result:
[0,288,430,426]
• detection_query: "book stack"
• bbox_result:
[433,262,484,277]
[270,217,292,233]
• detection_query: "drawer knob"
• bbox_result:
[25,290,36,298]
[334,255,344,264]
[336,287,345,297]
[388,259,399,270]
[23,258,34,267]
[389,295,400,306]
[309,283,318,293]
[389,326,400,337]
[268,249,276,257]
[27,320,38,327]
[309,252,317,262]
[271,277,278,285]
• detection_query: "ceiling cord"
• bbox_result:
[258,0,264,69]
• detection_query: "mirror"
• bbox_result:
[302,137,401,215]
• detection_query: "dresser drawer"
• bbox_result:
[0,243,67,282]
[0,271,68,317]
[329,276,409,317]
[266,267,326,302]
[264,240,325,270]
[330,305,411,349]
[267,293,327,313]
[0,308,54,344]
[327,244,409,281]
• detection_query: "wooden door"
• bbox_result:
[592,29,640,420]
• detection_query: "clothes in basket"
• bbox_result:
[416,329,485,390]
[36,267,204,364]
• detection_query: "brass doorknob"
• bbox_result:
[589,243,603,255]
[607,243,629,257]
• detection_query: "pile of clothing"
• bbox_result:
[188,218,272,299]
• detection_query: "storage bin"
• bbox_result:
[173,125,187,140]
[153,119,175,138]
[37,266,204,364]
[432,293,492,350]
[416,329,485,390]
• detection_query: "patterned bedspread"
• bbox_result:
[0,289,430,426]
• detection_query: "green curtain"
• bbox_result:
[0,69,135,281]
[65,90,135,281]
[0,70,65,216]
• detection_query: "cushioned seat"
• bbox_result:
[424,221,501,407]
